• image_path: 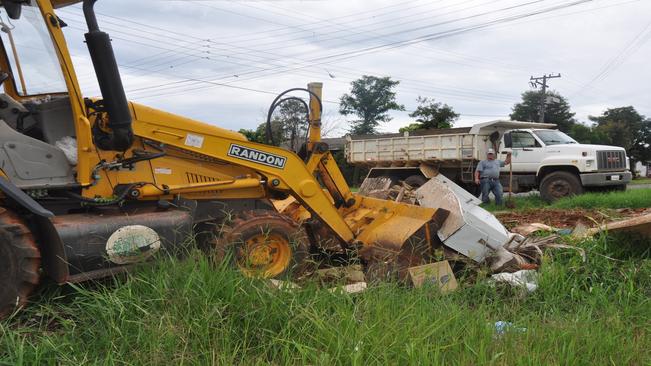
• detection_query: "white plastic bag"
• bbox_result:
[490,269,538,292]
[55,136,77,165]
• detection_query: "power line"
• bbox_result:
[131,0,593,98]
[61,4,500,88]
[218,0,496,57]
[61,0,595,109]
[574,17,651,96]
[60,7,522,104]
[68,0,523,79]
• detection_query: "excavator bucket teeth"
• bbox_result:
[341,194,449,260]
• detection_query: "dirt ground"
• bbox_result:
[495,208,651,230]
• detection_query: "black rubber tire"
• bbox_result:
[404,175,428,189]
[540,171,583,202]
[0,208,40,319]
[211,210,310,278]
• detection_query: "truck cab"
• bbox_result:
[500,128,631,201]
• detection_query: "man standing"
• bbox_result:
[474,148,511,205]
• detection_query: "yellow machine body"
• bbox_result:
[0,0,447,271]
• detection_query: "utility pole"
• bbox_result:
[529,73,561,123]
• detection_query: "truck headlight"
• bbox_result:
[586,159,594,167]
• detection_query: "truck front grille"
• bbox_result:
[597,150,626,171]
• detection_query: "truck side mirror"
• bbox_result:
[503,132,512,148]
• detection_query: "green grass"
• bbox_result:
[483,188,651,212]
[2,233,650,365]
[630,177,651,185]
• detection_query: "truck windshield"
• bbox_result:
[533,130,577,145]
[0,3,67,96]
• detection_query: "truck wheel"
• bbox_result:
[404,175,428,189]
[540,171,583,202]
[211,210,310,278]
[0,209,40,318]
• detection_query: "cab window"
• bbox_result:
[511,131,540,148]
[0,3,67,96]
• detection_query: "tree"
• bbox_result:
[566,123,604,145]
[399,97,458,132]
[238,127,264,143]
[510,90,576,132]
[339,75,405,135]
[567,123,592,144]
[589,106,651,175]
[273,99,309,151]
[239,99,309,150]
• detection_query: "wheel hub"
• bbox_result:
[237,233,291,277]
[550,180,571,198]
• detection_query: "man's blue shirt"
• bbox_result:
[475,159,505,179]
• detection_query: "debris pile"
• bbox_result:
[272,174,650,296]
[358,177,418,204]
[496,207,651,232]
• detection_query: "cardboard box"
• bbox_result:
[408,260,458,292]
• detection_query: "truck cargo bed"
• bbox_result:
[347,131,491,165]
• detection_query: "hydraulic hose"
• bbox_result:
[265,88,322,146]
[266,96,309,148]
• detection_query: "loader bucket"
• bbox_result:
[341,194,448,251]
[340,194,448,273]
[274,193,449,270]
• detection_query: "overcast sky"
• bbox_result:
[50,0,651,136]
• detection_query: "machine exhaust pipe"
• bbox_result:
[82,0,133,151]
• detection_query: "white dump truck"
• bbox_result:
[346,120,632,201]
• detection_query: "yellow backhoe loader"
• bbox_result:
[0,0,449,317]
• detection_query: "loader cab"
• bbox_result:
[0,1,80,188]
[0,1,76,140]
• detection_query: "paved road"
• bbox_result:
[507,183,649,198]
[628,184,651,190]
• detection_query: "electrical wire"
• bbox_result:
[59,0,638,117]
[107,0,593,101]
[61,1,524,100]
[574,17,651,96]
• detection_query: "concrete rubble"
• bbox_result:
[269,175,650,294]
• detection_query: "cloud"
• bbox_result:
[46,0,651,133]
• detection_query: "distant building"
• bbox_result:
[635,161,650,177]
